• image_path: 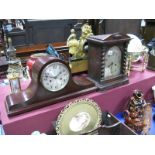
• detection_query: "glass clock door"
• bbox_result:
[104,46,122,79]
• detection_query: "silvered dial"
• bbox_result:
[41,62,70,91]
[104,46,122,79]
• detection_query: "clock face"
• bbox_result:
[40,62,70,91]
[104,46,122,79]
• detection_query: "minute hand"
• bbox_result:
[56,71,63,78]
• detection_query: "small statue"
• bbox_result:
[124,90,151,134]
[79,23,93,44]
[78,23,93,57]
[67,23,93,59]
[67,29,79,59]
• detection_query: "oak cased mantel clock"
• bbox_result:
[87,33,130,90]
[5,56,96,116]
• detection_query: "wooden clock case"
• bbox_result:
[87,33,130,90]
[5,56,96,116]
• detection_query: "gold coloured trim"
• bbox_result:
[56,98,102,135]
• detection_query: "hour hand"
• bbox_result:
[43,75,55,79]
[108,62,113,68]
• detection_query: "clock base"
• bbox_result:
[5,76,97,117]
[88,77,129,91]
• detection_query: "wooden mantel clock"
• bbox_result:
[5,56,96,116]
[87,33,130,90]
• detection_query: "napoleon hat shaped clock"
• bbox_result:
[5,56,96,116]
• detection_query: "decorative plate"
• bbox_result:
[56,98,102,135]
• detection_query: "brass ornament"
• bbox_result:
[67,23,93,59]
[56,98,102,135]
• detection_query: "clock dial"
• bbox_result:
[40,62,70,91]
[104,46,122,79]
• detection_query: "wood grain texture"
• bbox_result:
[5,56,96,116]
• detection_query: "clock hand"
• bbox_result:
[56,71,62,77]
[108,63,111,68]
[55,71,65,79]
[108,62,114,68]
[42,75,56,79]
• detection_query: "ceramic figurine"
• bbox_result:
[124,90,151,134]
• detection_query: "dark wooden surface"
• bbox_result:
[7,19,78,47]
[16,42,67,54]
[104,19,141,37]
[16,42,69,63]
